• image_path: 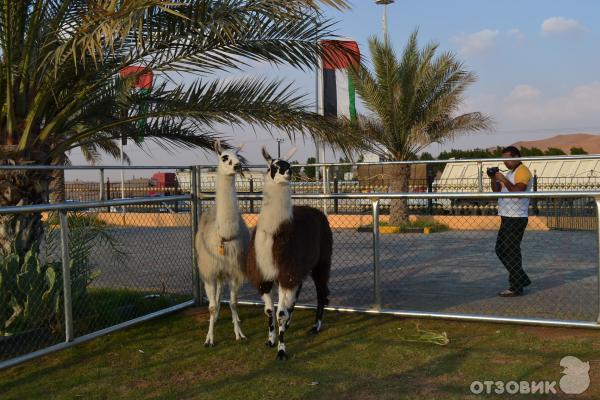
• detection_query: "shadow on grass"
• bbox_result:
[1,305,598,400]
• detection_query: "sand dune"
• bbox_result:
[512,133,600,154]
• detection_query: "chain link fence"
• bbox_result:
[3,159,600,370]
[373,195,598,322]
[0,196,195,368]
[210,191,599,328]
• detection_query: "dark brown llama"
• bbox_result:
[245,146,333,360]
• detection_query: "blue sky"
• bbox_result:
[68,0,600,180]
[324,0,600,149]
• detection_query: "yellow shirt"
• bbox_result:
[513,164,532,186]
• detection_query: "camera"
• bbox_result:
[486,167,500,177]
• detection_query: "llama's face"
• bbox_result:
[262,146,296,185]
[218,151,242,176]
[269,159,292,184]
[214,140,243,177]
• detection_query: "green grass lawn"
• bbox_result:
[0,288,190,363]
[75,288,190,336]
[1,305,599,399]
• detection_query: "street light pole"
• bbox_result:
[276,138,285,158]
[375,0,395,45]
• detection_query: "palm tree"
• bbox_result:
[348,31,492,225]
[0,0,354,257]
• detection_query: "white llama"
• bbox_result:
[245,146,333,360]
[196,140,249,346]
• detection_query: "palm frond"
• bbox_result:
[47,76,358,158]
[1,0,357,166]
[349,29,493,160]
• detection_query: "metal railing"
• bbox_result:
[5,153,598,202]
[1,161,600,370]
[197,190,600,330]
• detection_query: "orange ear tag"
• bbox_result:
[218,244,225,256]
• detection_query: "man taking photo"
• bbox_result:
[490,146,533,297]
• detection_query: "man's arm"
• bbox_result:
[490,176,502,192]
[495,173,527,192]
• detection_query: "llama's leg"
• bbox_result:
[311,265,330,334]
[214,279,223,321]
[259,281,276,347]
[276,284,298,360]
[285,281,303,330]
[228,280,246,341]
[204,280,218,347]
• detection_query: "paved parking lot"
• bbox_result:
[89,226,598,322]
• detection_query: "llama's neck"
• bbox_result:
[215,173,241,238]
[258,181,292,233]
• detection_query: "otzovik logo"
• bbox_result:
[559,356,590,395]
[470,356,590,395]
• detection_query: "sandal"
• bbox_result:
[498,288,522,297]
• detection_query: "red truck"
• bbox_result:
[149,172,177,196]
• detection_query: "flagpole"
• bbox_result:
[314,15,320,184]
[120,137,125,213]
[315,17,327,213]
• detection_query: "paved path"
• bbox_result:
[89,227,598,323]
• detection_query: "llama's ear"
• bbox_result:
[282,146,297,161]
[235,143,245,154]
[213,139,222,155]
[261,146,273,164]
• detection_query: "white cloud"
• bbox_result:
[503,82,600,128]
[541,17,587,36]
[452,28,526,56]
[508,84,541,100]
[507,28,525,40]
[452,29,499,55]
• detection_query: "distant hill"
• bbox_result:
[511,133,600,154]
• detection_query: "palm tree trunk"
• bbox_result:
[49,155,66,203]
[389,164,410,226]
[0,146,50,257]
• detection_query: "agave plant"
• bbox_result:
[0,0,354,257]
[0,212,126,337]
[0,248,60,337]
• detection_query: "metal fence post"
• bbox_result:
[190,166,202,305]
[596,198,600,324]
[58,211,74,342]
[333,177,339,214]
[372,199,382,310]
[477,161,483,192]
[249,178,255,214]
[99,169,105,201]
[322,166,328,214]
[426,164,434,215]
[533,171,539,215]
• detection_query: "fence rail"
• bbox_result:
[1,170,600,370]
[2,153,598,170]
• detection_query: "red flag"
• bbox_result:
[119,66,153,89]
[320,40,360,70]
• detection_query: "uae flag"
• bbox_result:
[319,39,360,121]
[119,66,154,144]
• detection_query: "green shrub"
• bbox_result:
[359,219,450,233]
[0,249,61,336]
[1,212,126,337]
[45,213,107,227]
[404,220,450,232]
